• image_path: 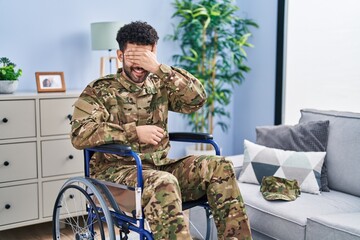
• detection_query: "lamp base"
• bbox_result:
[100,56,121,77]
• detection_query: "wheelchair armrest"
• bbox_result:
[169,132,220,155]
[83,143,144,188]
[86,143,132,155]
[169,132,213,141]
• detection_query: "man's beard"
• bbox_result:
[122,56,149,84]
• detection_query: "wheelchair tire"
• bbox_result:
[52,178,116,240]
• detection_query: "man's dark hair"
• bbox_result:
[116,21,159,51]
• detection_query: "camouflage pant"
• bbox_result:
[93,155,252,240]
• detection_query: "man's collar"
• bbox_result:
[116,68,158,96]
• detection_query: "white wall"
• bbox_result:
[284,0,360,124]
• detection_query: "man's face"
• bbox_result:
[118,43,153,84]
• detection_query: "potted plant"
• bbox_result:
[167,0,258,151]
[0,57,22,94]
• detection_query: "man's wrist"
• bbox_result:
[155,64,172,79]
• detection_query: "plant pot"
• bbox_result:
[185,144,221,156]
[0,80,19,94]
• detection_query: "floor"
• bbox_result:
[0,221,56,240]
[0,221,139,240]
[0,216,202,240]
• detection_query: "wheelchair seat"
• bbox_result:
[52,132,220,240]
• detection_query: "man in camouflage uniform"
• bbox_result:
[71,21,251,240]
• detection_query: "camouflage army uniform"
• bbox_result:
[71,65,251,240]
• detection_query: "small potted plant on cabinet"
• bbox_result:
[0,57,22,94]
[167,0,258,153]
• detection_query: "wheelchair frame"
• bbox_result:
[52,132,220,240]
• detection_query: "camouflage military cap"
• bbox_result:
[260,176,301,201]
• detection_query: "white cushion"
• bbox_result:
[239,140,326,194]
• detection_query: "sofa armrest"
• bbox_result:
[225,154,244,179]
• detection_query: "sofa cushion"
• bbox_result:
[239,140,325,194]
[299,109,360,196]
[256,120,330,191]
[238,182,360,240]
[306,213,360,240]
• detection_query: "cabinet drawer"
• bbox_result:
[40,98,76,136]
[43,179,85,218]
[42,179,65,218]
[0,184,38,226]
[0,100,36,139]
[41,139,83,177]
[0,142,37,183]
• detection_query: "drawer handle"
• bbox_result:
[67,114,72,121]
[2,118,8,123]
[69,194,74,199]
[5,204,11,210]
[3,161,10,166]
[68,155,74,160]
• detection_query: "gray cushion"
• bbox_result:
[238,182,360,240]
[256,120,330,191]
[306,213,360,240]
[299,109,360,197]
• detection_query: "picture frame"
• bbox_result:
[35,72,66,93]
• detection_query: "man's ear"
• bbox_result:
[152,44,157,54]
[117,50,123,61]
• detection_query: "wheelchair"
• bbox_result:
[52,132,221,240]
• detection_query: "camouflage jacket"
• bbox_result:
[71,65,206,166]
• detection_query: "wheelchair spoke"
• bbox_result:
[53,184,108,240]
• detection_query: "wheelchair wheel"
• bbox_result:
[52,177,116,240]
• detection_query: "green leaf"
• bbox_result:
[166,0,257,133]
[0,57,22,80]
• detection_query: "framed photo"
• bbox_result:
[36,72,66,93]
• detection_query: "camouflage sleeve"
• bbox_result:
[70,84,138,150]
[162,66,207,114]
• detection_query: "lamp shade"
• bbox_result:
[90,21,122,50]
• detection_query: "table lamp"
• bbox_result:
[91,21,122,77]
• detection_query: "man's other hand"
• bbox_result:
[136,125,164,145]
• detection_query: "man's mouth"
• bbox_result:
[132,67,145,77]
[124,66,149,84]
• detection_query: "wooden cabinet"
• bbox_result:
[0,91,83,230]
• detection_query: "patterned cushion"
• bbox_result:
[256,120,330,191]
[239,140,326,194]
